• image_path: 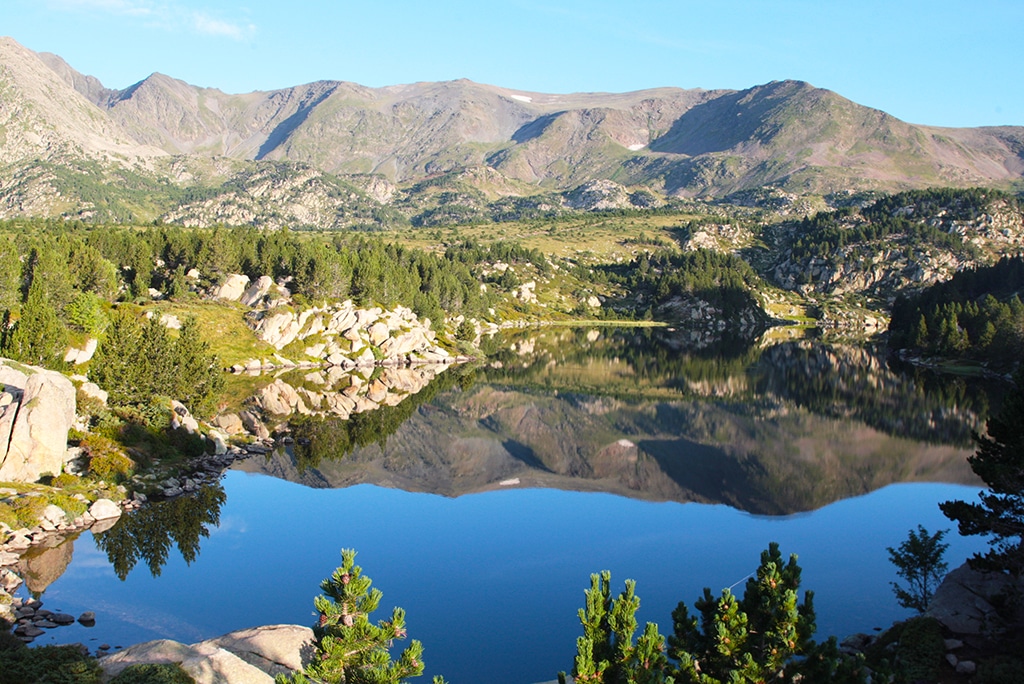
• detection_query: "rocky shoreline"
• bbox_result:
[0,494,132,639]
[0,435,282,645]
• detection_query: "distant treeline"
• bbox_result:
[0,220,558,381]
[613,248,766,324]
[0,219,557,325]
[787,187,1018,263]
[888,255,1024,370]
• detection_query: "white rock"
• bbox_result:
[79,381,108,405]
[256,312,301,350]
[88,498,122,521]
[41,504,67,526]
[208,430,228,455]
[211,414,244,435]
[63,338,98,365]
[213,274,251,302]
[367,321,390,346]
[956,660,976,675]
[99,625,315,683]
[240,275,274,307]
[160,314,182,330]
[0,362,77,483]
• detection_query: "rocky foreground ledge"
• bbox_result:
[81,563,1024,684]
[97,624,315,684]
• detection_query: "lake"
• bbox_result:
[16,329,997,683]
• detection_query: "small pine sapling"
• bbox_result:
[558,571,668,684]
[279,549,445,684]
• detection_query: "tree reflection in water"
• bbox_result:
[92,483,227,580]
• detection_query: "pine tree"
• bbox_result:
[558,546,854,684]
[281,549,445,684]
[0,238,21,311]
[90,309,145,406]
[23,244,74,315]
[166,265,191,301]
[941,368,1024,575]
[559,572,668,684]
[667,543,832,683]
[4,276,67,368]
[136,316,176,399]
[170,316,223,419]
[912,314,929,349]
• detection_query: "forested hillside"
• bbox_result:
[888,256,1024,371]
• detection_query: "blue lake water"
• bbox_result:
[15,333,1000,683]
[27,476,986,684]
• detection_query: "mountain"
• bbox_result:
[231,357,979,515]
[1,35,1022,226]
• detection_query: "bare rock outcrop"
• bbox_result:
[0,359,77,482]
[240,275,275,307]
[98,625,316,684]
[245,299,450,365]
[564,180,631,211]
[926,562,1024,636]
[212,274,251,302]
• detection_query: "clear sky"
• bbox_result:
[4,0,1022,128]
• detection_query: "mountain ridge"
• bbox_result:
[1,35,1022,226]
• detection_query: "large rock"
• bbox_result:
[327,308,358,335]
[0,360,77,482]
[211,413,244,435]
[79,380,109,405]
[213,274,251,301]
[380,329,427,357]
[63,337,98,365]
[89,498,122,521]
[203,625,315,677]
[99,625,314,684]
[926,562,1024,635]
[254,311,301,350]
[367,321,390,346]
[208,428,229,455]
[240,275,274,307]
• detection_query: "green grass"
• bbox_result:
[146,300,277,367]
[0,477,109,530]
[397,212,702,262]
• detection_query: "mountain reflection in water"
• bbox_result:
[239,330,987,516]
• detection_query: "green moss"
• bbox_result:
[0,494,46,529]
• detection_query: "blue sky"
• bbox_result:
[4,0,1022,128]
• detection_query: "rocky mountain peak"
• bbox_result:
[0,35,1022,226]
